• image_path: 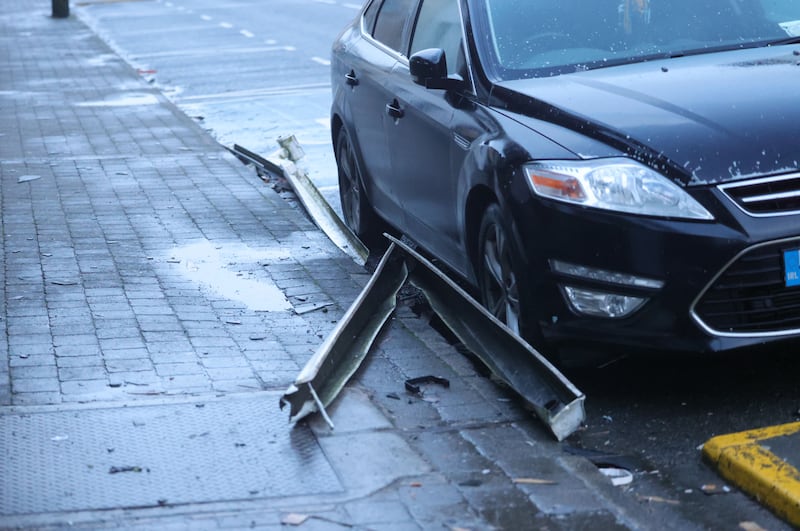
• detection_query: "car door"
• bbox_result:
[336,0,417,227]
[381,0,477,273]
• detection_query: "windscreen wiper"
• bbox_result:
[766,36,800,47]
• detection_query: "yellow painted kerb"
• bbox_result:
[703,422,800,527]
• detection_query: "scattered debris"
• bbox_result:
[739,522,768,531]
[386,392,401,400]
[405,375,450,396]
[109,466,145,474]
[188,432,210,439]
[51,280,78,286]
[459,479,483,487]
[599,466,634,486]
[281,514,309,526]
[701,483,732,495]
[563,445,642,472]
[280,514,354,528]
[637,495,680,505]
[513,478,557,485]
[18,175,41,183]
[294,302,334,315]
[225,319,242,325]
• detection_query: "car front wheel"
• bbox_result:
[477,203,525,336]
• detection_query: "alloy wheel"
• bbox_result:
[479,207,522,335]
[336,130,362,232]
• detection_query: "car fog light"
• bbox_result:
[562,286,648,318]
[550,260,664,289]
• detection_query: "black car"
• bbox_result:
[330,0,800,362]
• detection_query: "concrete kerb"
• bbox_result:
[703,422,800,527]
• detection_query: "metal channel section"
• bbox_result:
[281,235,585,441]
[231,141,368,266]
[280,242,408,428]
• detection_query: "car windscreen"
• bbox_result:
[472,0,800,79]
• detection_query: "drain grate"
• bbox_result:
[0,393,342,515]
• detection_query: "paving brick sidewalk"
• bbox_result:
[0,3,665,530]
[0,2,362,407]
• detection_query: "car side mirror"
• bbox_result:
[410,48,464,91]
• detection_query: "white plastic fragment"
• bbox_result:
[599,466,633,486]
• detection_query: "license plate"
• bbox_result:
[784,248,800,287]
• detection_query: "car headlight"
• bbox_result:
[524,158,713,220]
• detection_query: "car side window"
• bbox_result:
[372,0,417,53]
[409,0,467,79]
[363,0,380,35]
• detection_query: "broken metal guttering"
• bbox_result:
[396,236,585,441]
[281,235,586,442]
[280,241,408,428]
[231,141,368,266]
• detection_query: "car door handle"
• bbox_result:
[386,100,404,119]
[345,70,359,86]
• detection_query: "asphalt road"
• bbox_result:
[77,1,800,528]
[80,0,352,214]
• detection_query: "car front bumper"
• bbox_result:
[509,186,800,358]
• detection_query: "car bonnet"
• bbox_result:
[493,46,800,186]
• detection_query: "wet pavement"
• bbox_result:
[0,1,772,530]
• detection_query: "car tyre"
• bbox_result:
[477,203,529,339]
[336,127,380,245]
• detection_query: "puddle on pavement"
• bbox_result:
[169,241,292,312]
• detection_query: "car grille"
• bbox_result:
[719,172,800,216]
[693,239,800,335]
